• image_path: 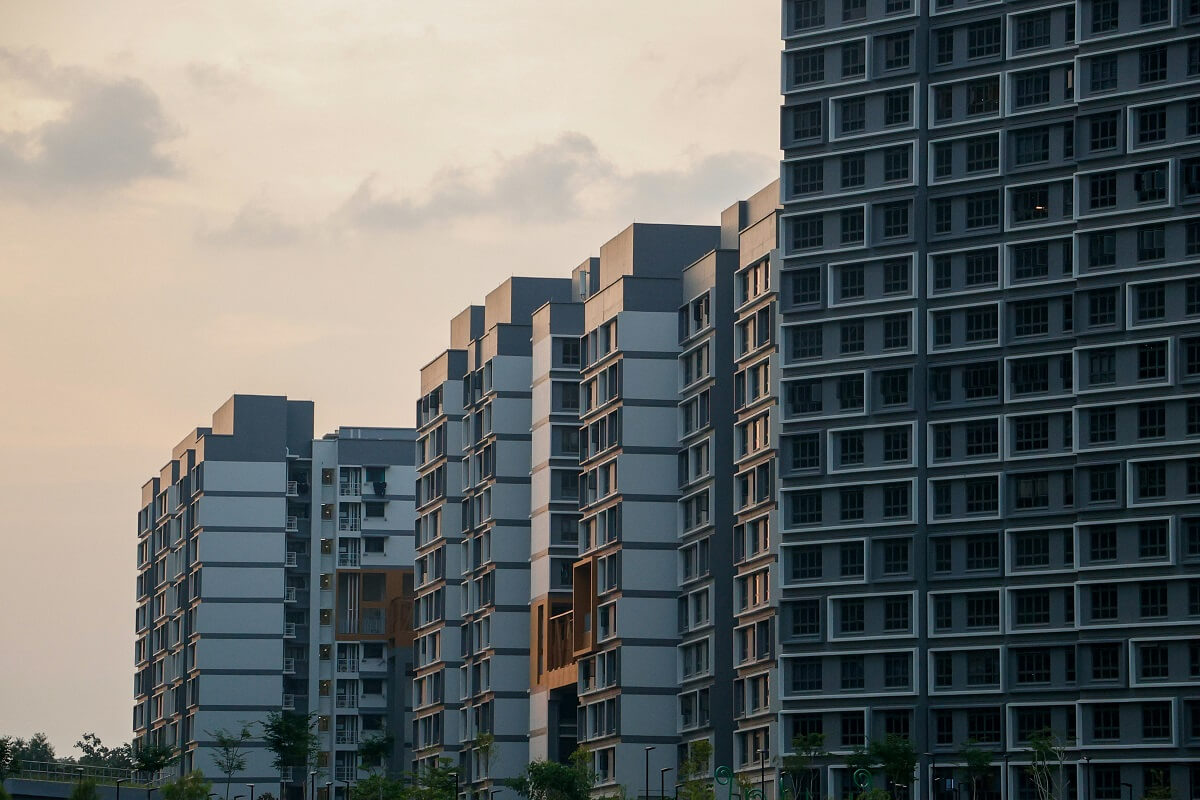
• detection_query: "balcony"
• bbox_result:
[282,694,295,710]
[547,610,575,672]
[338,516,361,532]
[285,587,298,603]
[335,694,358,709]
[283,658,296,675]
[285,516,299,533]
[283,622,297,638]
[336,659,360,673]
[285,552,299,568]
[286,481,300,497]
[334,767,356,782]
[335,730,358,745]
[339,482,362,498]
[337,551,360,567]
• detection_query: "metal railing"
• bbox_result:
[334,766,356,782]
[16,760,168,787]
[282,693,296,710]
[338,517,361,532]
[286,480,299,496]
[335,694,358,708]
[285,552,299,567]
[285,516,299,532]
[283,657,296,674]
[285,586,298,602]
[336,658,360,673]
[284,622,297,638]
[335,730,358,745]
[337,552,360,567]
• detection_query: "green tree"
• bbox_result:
[208,727,253,800]
[350,775,407,800]
[781,734,827,800]
[358,733,396,778]
[677,740,714,800]
[75,734,134,770]
[408,758,458,800]
[868,736,916,799]
[503,751,594,800]
[259,712,319,794]
[1025,730,1068,800]
[474,734,497,783]
[133,741,179,779]
[1141,770,1171,800]
[162,771,213,800]
[958,743,993,800]
[14,733,57,764]
[70,779,101,800]
[0,736,22,781]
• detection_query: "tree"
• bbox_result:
[677,740,714,800]
[408,758,458,800]
[208,727,253,800]
[349,775,407,800]
[781,734,826,800]
[958,744,992,800]
[70,779,101,800]
[0,736,22,781]
[1141,770,1171,800]
[133,741,180,800]
[868,736,917,800]
[358,733,395,778]
[1025,730,1068,800]
[162,771,213,800]
[474,734,497,783]
[14,733,57,764]
[503,751,594,800]
[75,734,134,770]
[259,712,319,793]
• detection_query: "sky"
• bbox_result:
[0,1,780,754]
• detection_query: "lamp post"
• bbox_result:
[1002,754,1010,800]
[644,746,656,800]
[248,783,256,800]
[117,777,127,800]
[924,753,934,800]
[326,780,333,800]
[661,768,672,800]
[758,750,768,800]
[1081,756,1089,800]
[311,771,319,800]
[1121,783,1133,800]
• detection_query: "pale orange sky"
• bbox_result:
[0,1,780,753]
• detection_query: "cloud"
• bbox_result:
[0,48,178,196]
[197,201,304,248]
[335,132,775,232]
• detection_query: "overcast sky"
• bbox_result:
[0,1,780,753]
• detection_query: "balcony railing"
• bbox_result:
[286,480,299,497]
[283,658,296,674]
[334,767,356,782]
[337,552,360,567]
[336,659,360,673]
[283,622,297,638]
[335,694,359,708]
[547,610,575,672]
[282,694,295,710]
[285,516,299,533]
[335,730,358,745]
[285,586,297,603]
[339,482,362,497]
[285,552,299,567]
[338,517,361,532]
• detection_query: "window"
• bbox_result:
[883,314,909,349]
[842,42,865,78]
[1016,649,1051,683]
[966,306,998,342]
[966,536,999,570]
[791,546,822,580]
[1013,185,1049,223]
[883,33,912,70]
[789,269,820,306]
[966,78,999,115]
[1015,532,1050,568]
[1136,165,1167,203]
[789,433,820,471]
[966,478,998,514]
[793,162,823,195]
[966,136,998,172]
[841,656,864,689]
[1014,301,1049,337]
[1139,46,1168,83]
[793,103,822,140]
[841,97,865,134]
[966,191,999,228]
[966,592,999,628]
[1142,0,1170,23]
[1090,173,1117,209]
[1093,0,1119,33]
[1143,702,1171,739]
[840,320,864,354]
[791,216,823,250]
[967,20,1002,59]
[1014,70,1051,108]
[884,597,910,631]
[879,370,910,407]
[935,29,954,65]
[841,154,865,188]
[883,147,910,181]
[882,203,909,238]
[883,539,910,574]
[1138,403,1166,439]
[839,598,865,633]
[793,0,825,30]
[1090,57,1119,96]
[841,542,864,577]
[1138,341,1166,380]
[933,198,952,233]
[883,427,909,462]
[966,250,998,285]
[839,431,864,466]
[1013,127,1050,165]
[883,259,909,294]
[840,487,864,521]
[967,651,1000,686]
[1014,416,1049,452]
[1138,106,1167,144]
[793,49,825,85]
[1016,13,1052,50]
[884,89,911,126]
[1139,520,1168,559]
[843,0,866,22]
[1137,462,1166,499]
[966,420,998,456]
[1092,705,1120,741]
[1140,583,1168,617]
[1090,113,1119,150]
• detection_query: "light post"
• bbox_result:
[1081,756,1089,800]
[117,777,127,800]
[311,771,319,800]
[1121,783,1133,800]
[758,749,768,800]
[326,780,333,800]
[248,783,256,800]
[1002,754,1010,800]
[644,746,656,800]
[661,768,672,800]
[490,789,502,800]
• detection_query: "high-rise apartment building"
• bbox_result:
[135,396,415,800]
[779,1,1200,797]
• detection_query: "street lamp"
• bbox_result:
[1081,756,1090,800]
[644,746,656,800]
[248,783,256,800]
[311,771,319,800]
[117,777,127,800]
[661,768,672,800]
[758,749,768,800]
[326,780,334,800]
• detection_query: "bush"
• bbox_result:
[70,779,101,800]
[162,771,213,800]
